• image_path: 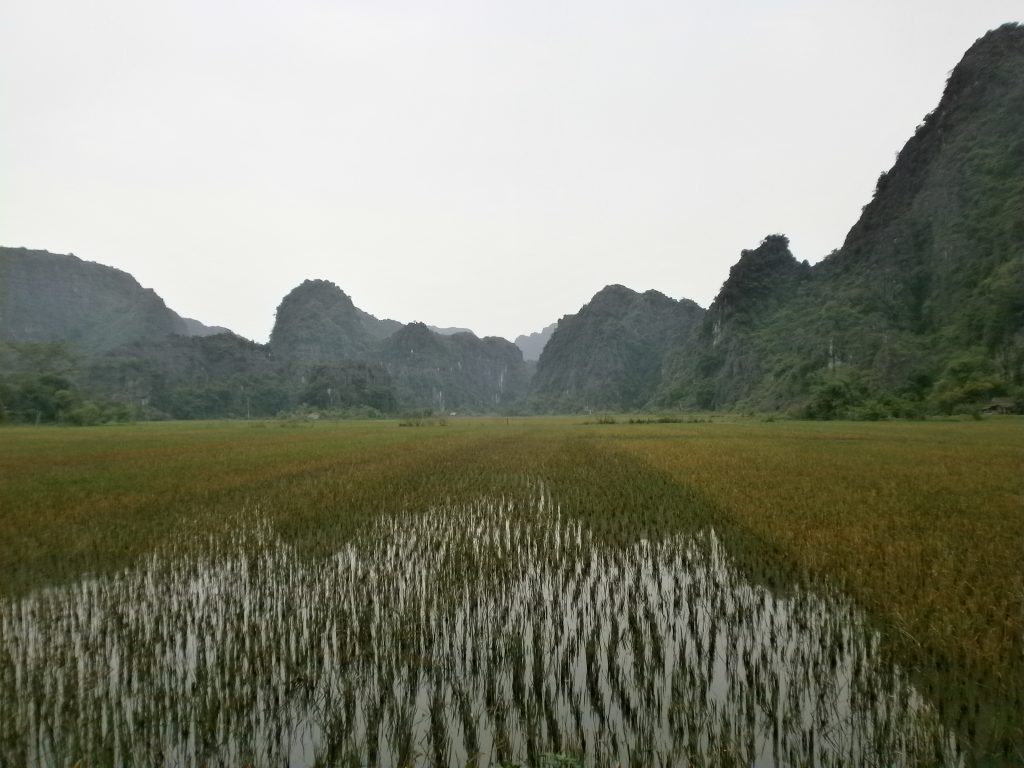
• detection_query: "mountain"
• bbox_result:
[0,257,532,419]
[357,309,403,341]
[268,283,530,412]
[428,325,475,336]
[180,317,233,337]
[79,321,396,420]
[5,25,1022,421]
[83,332,283,419]
[655,235,814,410]
[379,323,528,412]
[528,24,1023,416]
[531,285,704,411]
[0,247,227,352]
[515,323,557,362]
[268,279,375,363]
[658,23,1024,416]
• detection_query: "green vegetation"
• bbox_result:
[5,30,1024,421]
[0,342,135,425]
[534,25,1024,417]
[1,264,532,418]
[0,417,1020,762]
[531,285,703,412]
[270,278,377,362]
[3,22,1022,765]
[0,246,222,353]
[379,322,529,413]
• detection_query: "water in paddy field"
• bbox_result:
[1,493,962,767]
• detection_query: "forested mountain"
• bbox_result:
[269,280,376,364]
[0,247,224,352]
[379,323,529,412]
[0,264,529,420]
[428,325,475,336]
[531,286,704,410]
[84,333,284,420]
[654,235,814,410]
[531,24,1023,416]
[358,310,403,341]
[266,282,528,412]
[2,25,1021,421]
[654,23,1024,416]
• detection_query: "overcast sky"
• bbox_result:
[2,2,1020,342]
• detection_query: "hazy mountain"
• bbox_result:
[83,333,280,419]
[0,259,532,418]
[0,247,227,352]
[180,317,232,337]
[378,323,528,412]
[267,282,529,412]
[4,26,1021,421]
[357,309,403,341]
[268,279,375,364]
[531,286,704,411]
[531,21,1023,418]
[658,23,1024,415]
[514,323,556,362]
[655,235,814,410]
[428,325,475,336]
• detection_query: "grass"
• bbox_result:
[0,415,1021,759]
[604,420,1023,668]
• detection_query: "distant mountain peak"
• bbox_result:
[269,279,370,362]
[514,322,557,362]
[279,279,356,307]
[531,283,705,410]
[0,246,231,352]
[712,234,806,314]
[428,325,476,337]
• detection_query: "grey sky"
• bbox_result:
[2,2,1020,342]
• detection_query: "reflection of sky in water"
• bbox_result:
[1,494,961,767]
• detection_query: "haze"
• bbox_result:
[2,1,1019,342]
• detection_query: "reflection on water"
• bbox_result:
[1,494,960,767]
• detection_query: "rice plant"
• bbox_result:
[0,417,1020,763]
[1,494,962,766]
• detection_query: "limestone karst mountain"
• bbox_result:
[3,24,1021,420]
[0,247,227,352]
[540,24,1024,416]
[514,323,557,362]
[531,286,704,411]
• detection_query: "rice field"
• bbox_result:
[0,417,1021,765]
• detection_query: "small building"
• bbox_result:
[981,397,1017,415]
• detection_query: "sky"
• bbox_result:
[2,2,1020,343]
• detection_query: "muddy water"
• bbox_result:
[0,495,960,766]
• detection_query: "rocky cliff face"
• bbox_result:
[379,322,528,412]
[658,24,1024,413]
[83,333,280,418]
[514,323,556,362]
[268,279,375,364]
[2,255,535,416]
[824,22,1024,359]
[531,285,704,411]
[656,235,815,409]
[6,27,1021,419]
[268,282,531,412]
[0,247,219,352]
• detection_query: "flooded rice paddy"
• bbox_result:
[1,492,962,767]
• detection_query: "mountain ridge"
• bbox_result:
[531,285,704,410]
[514,323,557,362]
[0,247,228,352]
[3,24,1022,420]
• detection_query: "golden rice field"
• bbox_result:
[0,416,1021,766]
